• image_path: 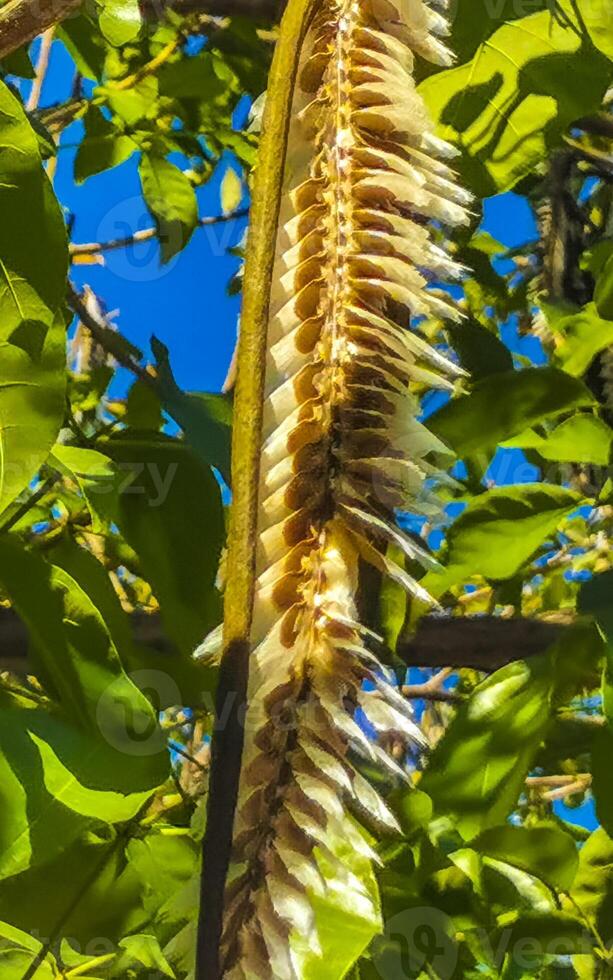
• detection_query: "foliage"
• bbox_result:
[0,0,611,977]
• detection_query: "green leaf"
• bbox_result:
[426,485,581,592]
[98,0,142,47]
[447,319,513,381]
[139,154,198,264]
[420,9,612,195]
[421,627,597,841]
[102,76,159,128]
[50,444,121,532]
[552,303,613,376]
[496,912,590,959]
[473,824,579,893]
[125,379,164,431]
[579,571,613,836]
[151,336,232,482]
[0,538,166,745]
[0,317,66,516]
[502,415,612,465]
[428,368,594,459]
[0,48,34,78]
[57,15,106,80]
[439,0,549,69]
[158,51,226,100]
[0,542,168,882]
[74,106,137,183]
[420,658,553,839]
[117,934,175,976]
[300,824,381,980]
[0,828,146,950]
[594,253,613,320]
[220,166,243,216]
[570,828,613,930]
[0,80,67,341]
[51,537,211,709]
[103,433,224,658]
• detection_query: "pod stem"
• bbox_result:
[196,2,318,976]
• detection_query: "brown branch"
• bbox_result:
[397,615,569,672]
[70,208,249,258]
[526,773,592,802]
[66,283,155,388]
[0,0,80,63]
[0,611,571,675]
[402,668,464,703]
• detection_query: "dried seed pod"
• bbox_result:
[217,1,470,975]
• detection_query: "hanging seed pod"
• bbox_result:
[205,1,471,976]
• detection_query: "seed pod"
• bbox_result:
[215,1,470,975]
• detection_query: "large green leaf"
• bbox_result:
[552,303,613,377]
[420,658,553,839]
[0,317,66,515]
[503,415,612,466]
[299,826,381,980]
[0,827,147,950]
[139,155,198,264]
[0,81,67,342]
[420,8,612,195]
[570,829,613,930]
[0,537,163,736]
[74,106,138,183]
[579,571,613,836]
[420,627,597,840]
[50,443,121,532]
[98,0,142,46]
[151,336,232,483]
[473,824,579,893]
[104,433,224,660]
[425,484,580,594]
[0,540,168,882]
[50,537,212,709]
[428,368,594,459]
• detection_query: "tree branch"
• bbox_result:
[396,615,569,672]
[67,283,156,388]
[0,0,80,63]
[0,611,571,676]
[69,208,249,258]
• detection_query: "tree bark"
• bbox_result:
[0,608,568,674]
[0,0,81,62]
[397,614,568,671]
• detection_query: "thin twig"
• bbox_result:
[526,773,592,801]
[0,478,57,535]
[402,668,463,704]
[26,27,54,112]
[66,283,155,389]
[69,209,249,258]
[107,35,182,92]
